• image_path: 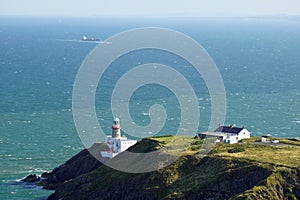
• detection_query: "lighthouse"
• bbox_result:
[112,117,121,138]
[100,117,137,158]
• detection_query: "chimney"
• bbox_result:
[230,124,235,128]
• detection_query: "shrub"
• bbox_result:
[190,146,201,151]
[286,193,297,200]
[192,140,203,145]
[289,138,300,142]
[228,146,246,153]
[210,149,219,154]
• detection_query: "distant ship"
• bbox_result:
[82,36,101,42]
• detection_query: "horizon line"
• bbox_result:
[0,13,300,19]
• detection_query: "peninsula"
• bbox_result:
[22,134,300,199]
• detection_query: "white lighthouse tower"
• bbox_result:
[112,117,121,138]
[101,117,137,158]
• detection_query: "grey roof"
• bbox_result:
[214,126,244,134]
[199,132,227,137]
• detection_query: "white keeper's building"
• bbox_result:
[199,124,251,144]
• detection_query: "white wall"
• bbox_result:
[238,129,250,140]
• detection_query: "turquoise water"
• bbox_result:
[0,17,299,199]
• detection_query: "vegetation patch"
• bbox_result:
[233,169,300,200]
[228,146,246,153]
[212,142,300,168]
[277,138,300,146]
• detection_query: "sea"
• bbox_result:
[0,16,299,199]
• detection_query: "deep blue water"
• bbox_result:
[0,16,299,199]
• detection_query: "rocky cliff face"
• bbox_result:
[22,143,107,189]
[23,137,300,200]
[47,156,269,200]
[47,154,300,200]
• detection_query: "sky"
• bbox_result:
[1,0,300,17]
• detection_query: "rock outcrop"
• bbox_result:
[23,143,107,189]
[21,174,41,183]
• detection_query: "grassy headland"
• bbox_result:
[44,135,300,200]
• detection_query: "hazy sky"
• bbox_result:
[1,0,300,17]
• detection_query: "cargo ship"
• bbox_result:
[82,36,101,42]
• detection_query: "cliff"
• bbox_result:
[26,143,108,189]
[25,136,300,199]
